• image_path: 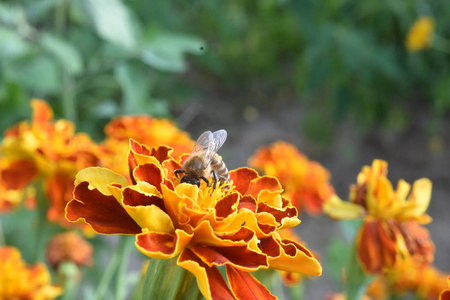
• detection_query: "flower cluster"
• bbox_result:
[324,159,434,274]
[0,100,100,229]
[66,139,322,299]
[0,246,62,299]
[249,141,334,215]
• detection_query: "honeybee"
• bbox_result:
[175,129,229,189]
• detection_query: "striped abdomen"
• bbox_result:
[210,153,229,184]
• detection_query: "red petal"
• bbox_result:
[191,245,268,270]
[46,174,75,227]
[66,181,141,234]
[258,202,298,223]
[259,236,281,258]
[246,177,281,198]
[133,164,163,192]
[229,168,258,195]
[122,187,164,209]
[226,265,277,300]
[150,146,173,163]
[215,193,239,218]
[1,159,39,190]
[237,195,257,212]
[178,248,234,300]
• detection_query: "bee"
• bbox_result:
[175,129,229,189]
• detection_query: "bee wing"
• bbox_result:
[203,129,227,166]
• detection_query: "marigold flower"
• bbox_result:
[441,277,450,300]
[324,159,434,274]
[46,231,93,270]
[406,16,434,51]
[101,116,194,177]
[0,246,62,299]
[249,141,335,215]
[0,100,100,230]
[66,139,322,300]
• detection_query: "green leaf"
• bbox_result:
[39,33,83,75]
[83,0,137,50]
[140,30,205,72]
[114,62,149,114]
[327,238,350,285]
[12,56,61,94]
[0,26,30,58]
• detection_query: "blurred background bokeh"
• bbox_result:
[1,0,449,298]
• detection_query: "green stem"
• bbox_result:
[142,258,200,300]
[0,217,4,246]
[34,180,50,262]
[94,236,130,300]
[345,243,374,300]
[59,261,80,300]
[115,235,134,300]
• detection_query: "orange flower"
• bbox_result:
[324,159,434,274]
[441,277,450,300]
[0,246,62,299]
[249,141,335,215]
[101,116,194,177]
[0,99,100,230]
[46,232,93,269]
[66,139,322,300]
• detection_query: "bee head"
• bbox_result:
[181,176,200,187]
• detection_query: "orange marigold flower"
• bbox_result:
[101,116,194,177]
[441,277,450,300]
[0,99,100,231]
[249,141,335,215]
[46,231,93,270]
[324,159,434,274]
[66,139,322,300]
[406,16,434,51]
[0,246,62,299]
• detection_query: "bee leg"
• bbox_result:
[200,176,210,187]
[174,169,185,178]
[211,170,218,190]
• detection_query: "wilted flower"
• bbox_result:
[66,139,322,300]
[0,100,100,230]
[249,141,334,215]
[46,231,93,270]
[101,116,194,177]
[324,159,434,274]
[0,246,62,299]
[406,16,434,51]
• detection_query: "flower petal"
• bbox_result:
[229,168,259,195]
[136,229,192,259]
[178,248,234,300]
[74,167,129,195]
[190,244,268,271]
[226,265,277,300]
[66,181,141,234]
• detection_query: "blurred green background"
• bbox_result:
[1,0,449,145]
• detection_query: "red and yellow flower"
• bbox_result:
[0,246,62,299]
[0,99,100,230]
[101,116,194,177]
[249,141,335,215]
[66,139,322,299]
[324,159,434,274]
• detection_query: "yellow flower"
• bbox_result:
[324,159,434,274]
[0,246,62,299]
[0,100,100,232]
[406,16,434,51]
[66,139,322,300]
[249,141,335,215]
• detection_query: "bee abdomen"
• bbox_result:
[210,154,229,182]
